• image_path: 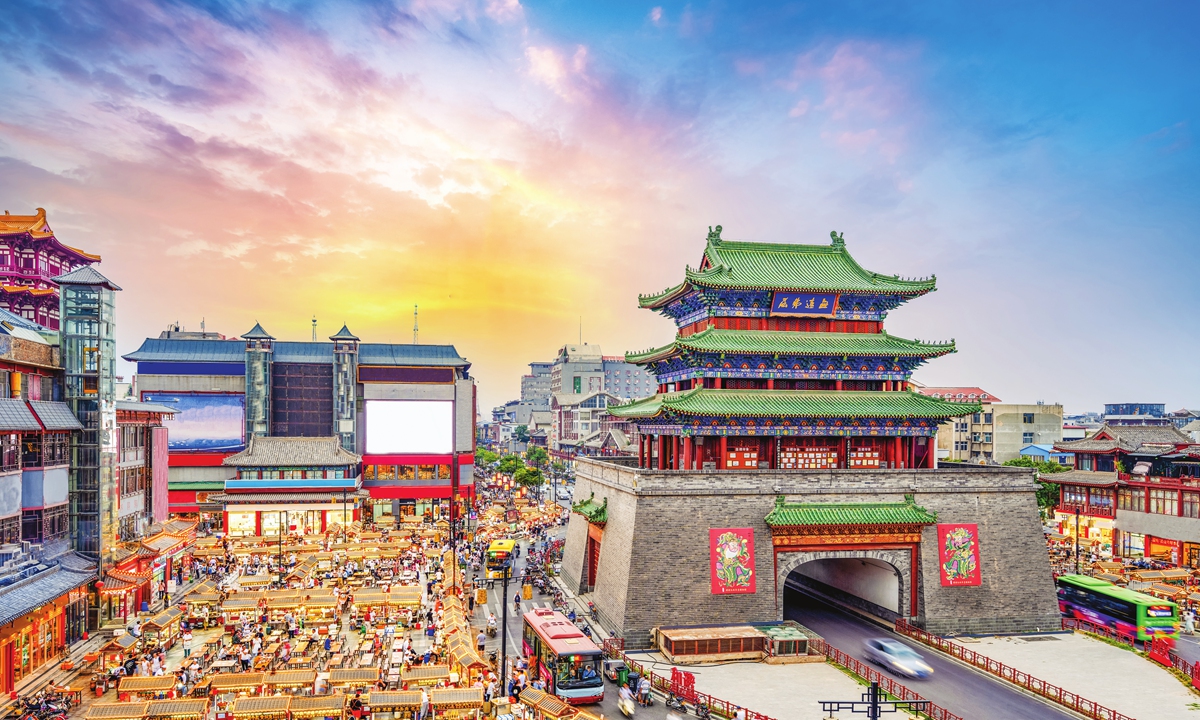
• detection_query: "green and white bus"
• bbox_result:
[1057,574,1179,642]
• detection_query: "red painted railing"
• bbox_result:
[604,637,960,720]
[896,619,1135,720]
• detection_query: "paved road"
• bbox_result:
[472,533,671,720]
[784,586,1076,720]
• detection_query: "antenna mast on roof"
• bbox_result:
[413,305,419,344]
[312,315,317,342]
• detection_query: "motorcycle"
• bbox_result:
[666,694,688,713]
[487,625,497,638]
[618,696,636,718]
[695,702,711,720]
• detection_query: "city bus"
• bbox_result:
[486,539,516,580]
[521,608,604,704]
[1057,574,1179,642]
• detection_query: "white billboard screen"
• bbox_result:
[365,400,453,454]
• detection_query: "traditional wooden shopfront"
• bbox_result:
[0,584,89,692]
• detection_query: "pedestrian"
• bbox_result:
[477,629,487,654]
[182,629,192,658]
[734,707,745,720]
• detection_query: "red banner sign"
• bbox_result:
[937,523,982,587]
[709,528,756,594]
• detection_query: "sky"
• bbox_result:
[1,1,1197,415]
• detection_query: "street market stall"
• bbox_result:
[329,667,380,692]
[263,669,318,695]
[290,694,347,720]
[85,702,149,720]
[401,665,450,688]
[231,695,291,720]
[367,691,422,720]
[142,607,184,651]
[101,633,139,671]
[209,671,264,696]
[117,676,176,701]
[144,698,211,720]
[430,687,484,719]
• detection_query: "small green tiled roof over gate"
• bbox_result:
[764,494,937,527]
[571,493,608,525]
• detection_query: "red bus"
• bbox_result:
[521,608,604,704]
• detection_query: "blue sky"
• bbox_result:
[0,0,1196,412]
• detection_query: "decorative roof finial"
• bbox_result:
[830,230,845,247]
[707,225,723,241]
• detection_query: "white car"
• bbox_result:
[863,638,933,678]
[557,488,573,502]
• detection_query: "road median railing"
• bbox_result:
[1062,618,1200,690]
[606,637,961,720]
[895,618,1135,720]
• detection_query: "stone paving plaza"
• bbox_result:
[959,632,1195,720]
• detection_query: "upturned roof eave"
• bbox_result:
[609,389,981,420]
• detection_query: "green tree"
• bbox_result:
[514,466,545,488]
[475,448,499,468]
[1003,456,1068,510]
[497,454,524,481]
[526,446,549,469]
[514,424,530,443]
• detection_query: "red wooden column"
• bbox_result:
[767,379,775,390]
[719,436,728,469]
[766,436,776,469]
[841,437,850,469]
[657,435,667,470]
[714,378,723,389]
[835,380,843,391]
[894,436,904,469]
[672,436,680,470]
[682,436,693,470]
[926,439,936,468]
[695,437,704,469]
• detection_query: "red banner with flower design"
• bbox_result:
[937,523,982,586]
[709,528,756,594]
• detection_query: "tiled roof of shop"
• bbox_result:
[0,559,96,626]
[144,699,211,718]
[241,322,274,340]
[0,398,44,431]
[639,230,934,307]
[358,343,468,367]
[1054,423,1190,453]
[626,327,955,364]
[1043,470,1119,487]
[52,265,121,290]
[223,436,361,467]
[609,388,980,419]
[765,494,937,526]
[85,702,149,719]
[28,401,83,430]
[122,338,244,363]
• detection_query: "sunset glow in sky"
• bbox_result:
[2,1,1198,413]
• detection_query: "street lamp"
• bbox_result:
[487,547,513,697]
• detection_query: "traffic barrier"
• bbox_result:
[895,618,1135,720]
[604,636,959,720]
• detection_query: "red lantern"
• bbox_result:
[94,581,105,590]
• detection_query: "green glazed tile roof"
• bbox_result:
[765,494,937,527]
[639,231,935,307]
[571,493,607,524]
[608,388,980,419]
[625,327,955,364]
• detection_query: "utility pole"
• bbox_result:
[312,315,317,341]
[413,305,419,344]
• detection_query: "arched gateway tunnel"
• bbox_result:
[780,551,911,621]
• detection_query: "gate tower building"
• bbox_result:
[563,227,1060,646]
